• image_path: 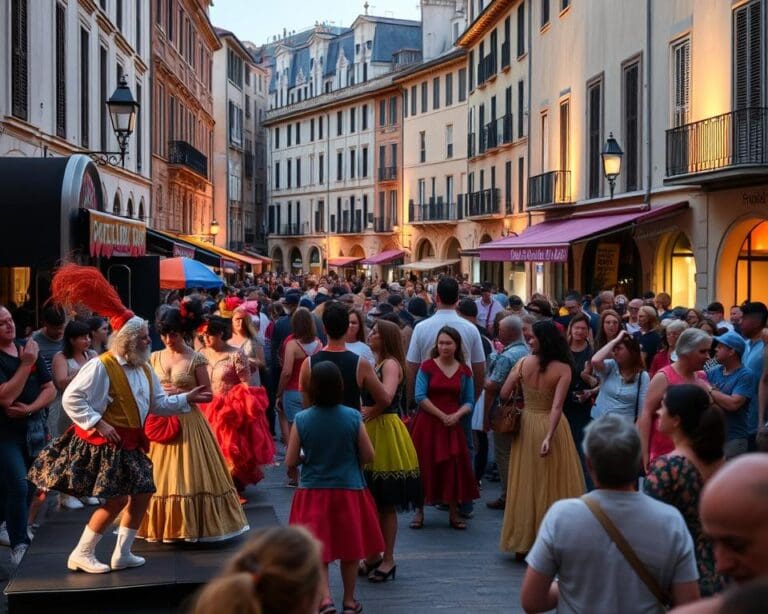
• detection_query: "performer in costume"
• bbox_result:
[138,300,248,542]
[28,265,212,573]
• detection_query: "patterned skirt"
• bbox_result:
[28,429,155,499]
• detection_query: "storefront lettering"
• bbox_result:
[593,243,621,288]
[172,244,195,259]
[509,247,569,262]
[89,211,146,258]
[743,190,767,208]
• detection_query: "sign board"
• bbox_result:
[593,243,621,288]
[89,210,146,258]
[172,243,195,259]
[509,246,569,262]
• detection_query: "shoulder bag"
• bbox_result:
[492,357,525,435]
[582,495,672,609]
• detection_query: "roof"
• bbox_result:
[371,22,422,62]
[392,47,466,82]
[324,32,355,77]
[289,46,311,87]
[214,27,255,63]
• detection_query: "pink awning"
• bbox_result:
[479,202,688,262]
[360,249,405,265]
[327,256,363,267]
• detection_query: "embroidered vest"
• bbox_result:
[98,352,152,428]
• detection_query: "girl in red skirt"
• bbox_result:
[287,360,383,614]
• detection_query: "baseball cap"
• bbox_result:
[369,303,394,317]
[714,331,746,357]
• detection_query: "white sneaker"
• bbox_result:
[110,551,146,570]
[27,525,34,541]
[60,494,85,510]
[67,550,111,574]
[0,522,9,547]
[10,543,28,566]
[81,497,101,506]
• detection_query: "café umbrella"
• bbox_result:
[159,257,223,290]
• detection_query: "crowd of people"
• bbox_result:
[2,267,768,613]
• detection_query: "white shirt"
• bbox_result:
[62,354,190,430]
[406,309,485,366]
[475,297,503,330]
[346,341,376,365]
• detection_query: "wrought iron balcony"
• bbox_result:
[378,166,397,181]
[467,133,476,158]
[277,223,304,236]
[336,219,363,234]
[409,199,458,223]
[666,107,768,184]
[483,115,514,152]
[465,188,501,217]
[168,140,208,178]
[477,53,498,87]
[373,217,395,232]
[527,170,572,209]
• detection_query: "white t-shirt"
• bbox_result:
[526,490,698,614]
[406,309,485,366]
[345,340,375,365]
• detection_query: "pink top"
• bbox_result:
[649,365,708,463]
[202,348,250,396]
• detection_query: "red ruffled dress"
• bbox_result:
[199,348,274,487]
[410,359,480,505]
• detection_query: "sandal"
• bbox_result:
[318,598,336,614]
[357,556,382,576]
[409,516,424,530]
[341,600,363,614]
[449,518,467,530]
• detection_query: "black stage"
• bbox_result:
[4,503,279,613]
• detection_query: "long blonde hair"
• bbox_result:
[192,527,322,614]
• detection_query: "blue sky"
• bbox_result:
[209,0,422,46]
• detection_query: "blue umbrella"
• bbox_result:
[159,257,223,289]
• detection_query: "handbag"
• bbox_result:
[492,358,526,435]
[582,495,672,609]
[144,414,181,444]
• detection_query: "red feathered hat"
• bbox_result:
[51,263,135,331]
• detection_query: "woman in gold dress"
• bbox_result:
[138,301,248,542]
[498,320,585,556]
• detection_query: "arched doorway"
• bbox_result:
[271,246,284,272]
[289,247,303,274]
[416,238,435,261]
[309,246,322,274]
[669,233,696,308]
[582,230,642,297]
[443,237,462,276]
[349,244,365,258]
[736,220,768,303]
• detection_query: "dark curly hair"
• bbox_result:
[203,315,232,340]
[533,320,573,372]
[156,298,204,336]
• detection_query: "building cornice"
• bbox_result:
[457,0,518,48]
[78,0,98,16]
[392,48,466,83]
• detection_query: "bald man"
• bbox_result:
[670,454,768,613]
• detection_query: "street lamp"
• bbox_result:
[601,132,624,200]
[106,75,140,165]
[209,219,220,244]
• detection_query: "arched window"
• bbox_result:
[736,220,768,303]
[670,233,696,308]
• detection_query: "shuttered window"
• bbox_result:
[671,38,690,127]
[623,60,641,192]
[587,79,602,198]
[56,4,66,138]
[559,99,569,171]
[734,0,763,110]
[80,28,89,146]
[11,0,28,121]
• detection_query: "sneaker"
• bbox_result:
[10,543,28,566]
[0,522,9,547]
[60,494,85,510]
[81,497,101,506]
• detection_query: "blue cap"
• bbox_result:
[714,331,746,357]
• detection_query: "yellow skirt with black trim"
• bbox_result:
[364,414,422,511]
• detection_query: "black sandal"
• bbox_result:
[357,557,382,576]
[341,600,363,614]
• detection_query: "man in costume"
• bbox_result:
[29,264,212,573]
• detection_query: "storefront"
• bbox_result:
[308,247,323,275]
[360,249,405,282]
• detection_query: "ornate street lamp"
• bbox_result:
[106,75,140,165]
[209,219,220,244]
[601,132,624,200]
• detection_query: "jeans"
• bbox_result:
[0,432,33,548]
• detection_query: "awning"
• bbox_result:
[360,249,405,265]
[147,228,220,267]
[400,258,460,271]
[328,256,363,267]
[178,235,261,272]
[479,202,688,262]
[244,250,274,263]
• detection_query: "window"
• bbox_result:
[505,160,512,212]
[337,110,343,135]
[734,0,763,112]
[379,144,386,172]
[275,161,280,189]
[404,89,409,118]
[167,0,173,39]
[319,153,324,184]
[362,104,368,129]
[517,2,526,57]
[468,51,475,91]
[421,81,428,113]
[517,157,525,212]
[379,100,386,126]
[671,38,691,127]
[55,3,66,138]
[418,179,426,205]
[389,96,397,124]
[623,59,641,191]
[11,0,28,120]
[350,149,356,178]
[296,121,301,144]
[287,158,292,187]
[274,127,280,149]
[362,146,368,177]
[337,151,343,180]
[433,77,440,110]
[319,116,324,139]
[116,0,123,30]
[446,175,454,206]
[136,82,142,170]
[100,46,108,151]
[296,158,301,187]
[445,72,453,106]
[541,0,550,27]
[310,118,315,141]
[562,0,570,9]
[559,99,570,171]
[446,124,454,158]
[419,131,426,163]
[587,78,603,198]
[458,68,467,102]
[80,28,89,146]
[411,85,417,115]
[350,108,356,133]
[229,102,243,144]
[287,123,292,147]
[517,80,525,138]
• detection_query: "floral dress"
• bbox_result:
[643,454,725,596]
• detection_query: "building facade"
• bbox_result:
[1,0,151,220]
[150,0,220,238]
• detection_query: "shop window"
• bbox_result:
[670,233,696,308]
[0,267,31,310]
[582,230,641,297]
[736,220,768,303]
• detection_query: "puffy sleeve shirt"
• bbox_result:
[414,362,474,408]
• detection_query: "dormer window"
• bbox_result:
[366,40,372,50]
[356,44,361,54]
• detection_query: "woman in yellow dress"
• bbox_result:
[138,301,248,542]
[498,320,585,556]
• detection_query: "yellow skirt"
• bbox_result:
[138,405,249,542]
[499,409,585,554]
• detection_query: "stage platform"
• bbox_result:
[4,503,279,613]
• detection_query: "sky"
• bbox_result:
[209,0,423,46]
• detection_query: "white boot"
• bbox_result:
[67,526,110,574]
[0,522,9,547]
[10,543,28,566]
[60,494,85,510]
[111,526,145,570]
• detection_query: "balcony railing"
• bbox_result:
[465,188,501,217]
[467,133,476,158]
[336,219,363,234]
[373,217,395,232]
[378,166,397,181]
[277,223,305,236]
[409,199,458,223]
[527,170,572,208]
[477,53,498,86]
[666,107,768,178]
[168,140,208,178]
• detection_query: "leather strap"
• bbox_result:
[581,495,670,607]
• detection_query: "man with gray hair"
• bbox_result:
[521,415,700,613]
[483,315,528,510]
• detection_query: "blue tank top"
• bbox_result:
[294,404,365,490]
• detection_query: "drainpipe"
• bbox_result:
[645,0,652,209]
[526,0,533,229]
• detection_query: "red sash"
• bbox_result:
[72,425,149,452]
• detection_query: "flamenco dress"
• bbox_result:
[361,367,422,511]
[409,359,479,506]
[199,349,274,487]
[138,351,248,542]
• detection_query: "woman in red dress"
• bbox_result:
[409,326,479,530]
